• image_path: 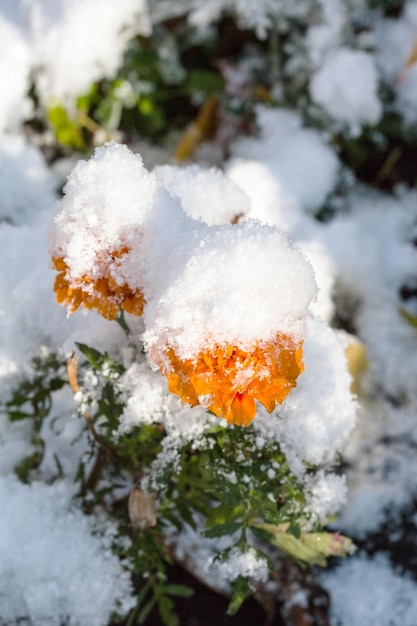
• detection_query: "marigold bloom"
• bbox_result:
[154,334,304,427]
[52,247,144,320]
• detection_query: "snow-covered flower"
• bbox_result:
[52,247,145,319]
[49,142,160,319]
[155,333,304,426]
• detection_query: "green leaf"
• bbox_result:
[205,500,243,527]
[8,410,32,421]
[400,307,417,329]
[288,522,301,539]
[138,595,157,624]
[49,377,66,391]
[158,595,179,626]
[255,523,356,567]
[227,576,249,616]
[76,342,106,369]
[76,83,98,111]
[186,70,224,96]
[203,521,241,538]
[165,584,194,598]
[6,393,28,407]
[47,104,84,149]
[14,448,44,483]
[249,524,275,543]
[116,310,131,336]
[53,453,64,479]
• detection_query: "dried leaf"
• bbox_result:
[67,351,80,393]
[174,95,218,161]
[128,486,157,531]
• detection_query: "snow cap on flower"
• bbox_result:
[50,141,177,319]
[143,220,317,426]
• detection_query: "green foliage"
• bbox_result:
[10,341,342,623]
[228,576,250,615]
[255,523,356,567]
[47,103,86,150]
[3,351,67,482]
[1,337,353,623]
[6,352,66,424]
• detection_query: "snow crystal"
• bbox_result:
[230,107,340,213]
[154,163,250,225]
[50,142,163,288]
[0,475,134,626]
[117,361,170,433]
[226,160,336,322]
[167,513,237,593]
[226,158,302,232]
[39,387,90,482]
[206,546,269,584]
[320,553,417,626]
[305,470,347,525]
[310,48,382,132]
[143,219,317,359]
[188,0,272,39]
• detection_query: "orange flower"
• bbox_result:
[52,247,144,320]
[155,334,304,427]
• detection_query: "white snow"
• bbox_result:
[0,475,134,626]
[154,163,250,225]
[320,554,417,626]
[310,48,382,132]
[3,1,417,624]
[0,0,150,115]
[230,107,340,214]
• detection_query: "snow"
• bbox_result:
[4,0,417,624]
[310,48,382,133]
[230,107,340,214]
[305,470,348,525]
[187,0,312,39]
[154,163,250,225]
[0,475,134,626]
[143,218,317,359]
[206,546,269,584]
[375,2,417,124]
[0,13,31,132]
[0,0,150,123]
[253,315,356,471]
[0,213,125,400]
[320,554,417,626]
[0,135,57,225]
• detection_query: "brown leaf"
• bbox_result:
[128,486,157,531]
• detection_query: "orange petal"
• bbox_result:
[227,393,256,427]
